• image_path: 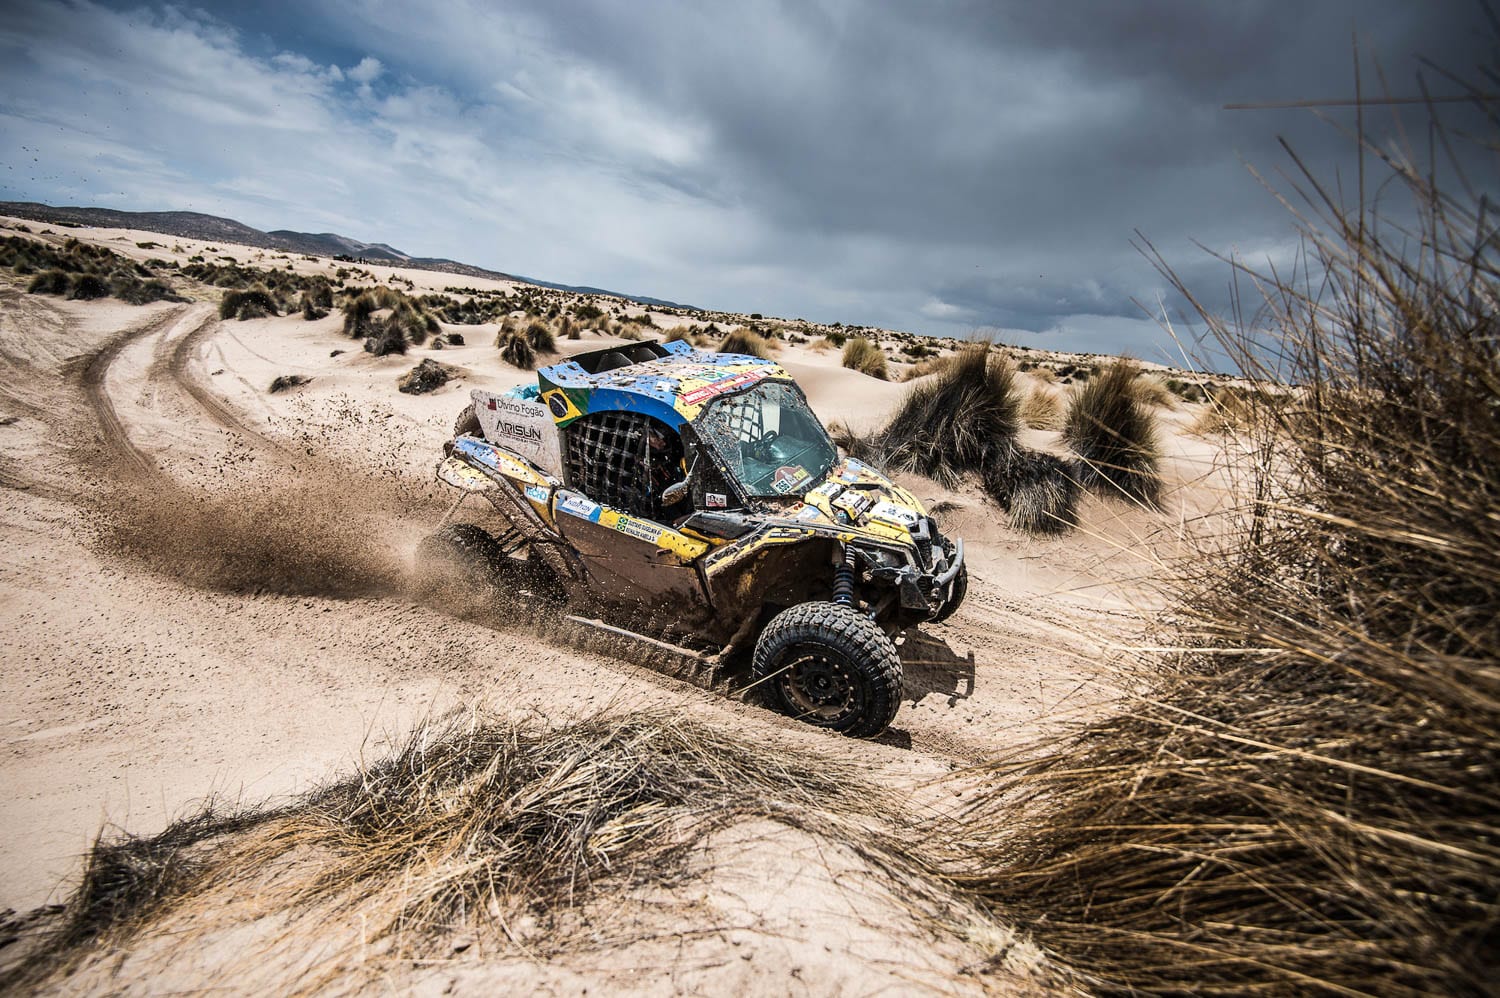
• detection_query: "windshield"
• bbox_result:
[695,380,838,497]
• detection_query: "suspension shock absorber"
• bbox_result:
[832,545,857,607]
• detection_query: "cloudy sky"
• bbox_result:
[0,1,1492,364]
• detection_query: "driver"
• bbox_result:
[646,425,690,521]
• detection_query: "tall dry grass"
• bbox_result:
[1062,358,1163,506]
[718,327,775,359]
[874,344,1017,487]
[3,713,1019,991]
[841,336,889,379]
[959,77,1500,995]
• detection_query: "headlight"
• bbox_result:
[855,546,906,571]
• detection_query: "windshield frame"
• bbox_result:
[691,378,839,499]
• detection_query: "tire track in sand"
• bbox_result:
[75,305,199,479]
[164,311,291,452]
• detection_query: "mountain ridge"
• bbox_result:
[0,201,692,308]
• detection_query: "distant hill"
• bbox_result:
[0,201,693,308]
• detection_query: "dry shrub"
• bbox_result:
[2,714,981,989]
[67,273,110,301]
[965,75,1500,995]
[662,324,700,345]
[220,287,279,321]
[873,344,1018,488]
[718,327,774,359]
[27,268,71,295]
[1062,359,1162,506]
[841,336,888,379]
[901,354,953,381]
[981,447,1080,533]
[524,320,556,354]
[1188,385,1257,436]
[1131,373,1177,409]
[1019,383,1062,429]
[362,315,407,357]
[498,330,536,369]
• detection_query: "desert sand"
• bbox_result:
[0,217,1240,993]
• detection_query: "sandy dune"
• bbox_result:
[0,218,1238,992]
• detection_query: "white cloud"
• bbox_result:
[920,299,972,321]
[346,55,383,84]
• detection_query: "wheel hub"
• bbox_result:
[781,654,856,720]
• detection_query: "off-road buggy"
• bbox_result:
[424,339,966,737]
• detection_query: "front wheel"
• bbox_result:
[751,602,903,738]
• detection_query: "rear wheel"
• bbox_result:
[454,403,480,438]
[751,601,903,738]
[415,523,506,592]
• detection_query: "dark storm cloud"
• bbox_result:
[10,0,1497,356]
[403,0,1492,335]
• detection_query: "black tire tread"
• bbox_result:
[751,601,903,738]
[417,523,506,588]
[454,403,481,438]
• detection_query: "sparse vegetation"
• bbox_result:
[841,337,888,379]
[498,330,536,369]
[981,448,1080,533]
[718,328,774,359]
[3,713,988,992]
[5,235,183,305]
[968,69,1500,995]
[873,345,1017,487]
[1062,359,1162,506]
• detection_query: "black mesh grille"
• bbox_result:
[563,412,683,521]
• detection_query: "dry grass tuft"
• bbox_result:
[498,330,536,369]
[718,328,774,359]
[1062,359,1162,506]
[841,337,888,379]
[1188,385,1258,436]
[981,447,1080,534]
[1019,383,1062,429]
[524,320,556,354]
[869,345,1018,489]
[1,713,1009,991]
[963,72,1500,995]
[901,354,954,381]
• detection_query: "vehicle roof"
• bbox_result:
[537,339,791,429]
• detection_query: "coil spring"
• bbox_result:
[832,548,857,607]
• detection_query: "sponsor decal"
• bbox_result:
[558,493,601,522]
[705,492,728,508]
[475,390,565,474]
[524,484,550,504]
[771,464,811,494]
[809,480,842,500]
[832,490,873,517]
[796,505,827,521]
[678,367,773,406]
[869,501,921,528]
[614,515,664,544]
